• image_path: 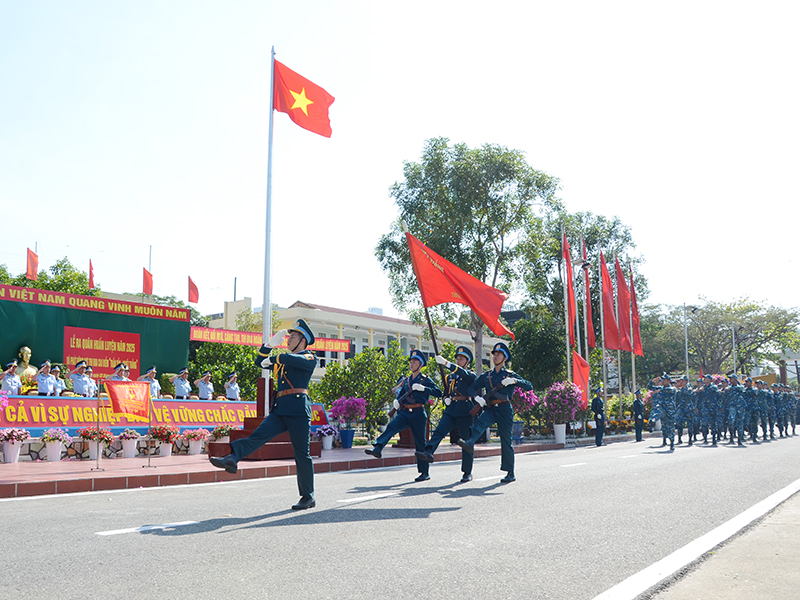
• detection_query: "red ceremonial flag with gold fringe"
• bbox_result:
[106,380,150,420]
[405,232,514,339]
[563,233,576,347]
[188,276,199,304]
[630,267,643,356]
[572,350,591,410]
[89,260,95,289]
[26,248,38,281]
[600,251,620,350]
[583,239,596,348]
[615,257,633,352]
[273,60,335,138]
[143,268,153,295]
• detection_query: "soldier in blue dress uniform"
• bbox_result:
[633,389,644,442]
[365,349,441,482]
[457,342,533,483]
[414,346,477,482]
[591,387,606,446]
[209,319,319,510]
[170,367,192,399]
[0,360,22,396]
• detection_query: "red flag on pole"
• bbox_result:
[572,350,591,410]
[563,233,576,347]
[582,239,595,349]
[26,248,38,281]
[106,380,149,421]
[615,257,633,352]
[405,232,514,339]
[273,60,335,138]
[600,252,620,350]
[188,276,199,304]
[630,267,643,356]
[89,260,95,289]
[143,268,153,295]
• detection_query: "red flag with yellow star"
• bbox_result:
[273,60,335,137]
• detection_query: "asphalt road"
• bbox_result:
[3,435,800,600]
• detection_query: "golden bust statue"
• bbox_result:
[17,346,37,379]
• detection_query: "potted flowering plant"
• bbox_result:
[511,388,540,436]
[149,424,180,457]
[181,428,210,455]
[329,396,366,449]
[78,426,114,460]
[315,423,338,450]
[211,424,234,442]
[1,427,31,463]
[118,428,141,458]
[543,381,584,444]
[41,427,72,462]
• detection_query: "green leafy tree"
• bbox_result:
[309,341,409,439]
[375,137,561,369]
[189,342,261,401]
[0,257,101,296]
[509,312,566,390]
[235,304,281,335]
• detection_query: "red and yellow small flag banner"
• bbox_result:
[106,380,150,421]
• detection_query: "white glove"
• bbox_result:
[444,397,451,406]
[502,377,516,387]
[475,396,486,407]
[434,355,448,366]
[393,399,400,410]
[412,383,425,392]
[269,329,288,346]
[259,356,273,368]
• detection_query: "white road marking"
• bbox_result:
[474,476,498,482]
[560,462,587,468]
[592,475,800,600]
[618,455,638,459]
[337,492,398,504]
[96,521,199,536]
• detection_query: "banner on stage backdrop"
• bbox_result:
[106,380,149,420]
[190,326,351,353]
[64,326,141,380]
[0,396,257,431]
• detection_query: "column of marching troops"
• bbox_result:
[647,374,799,451]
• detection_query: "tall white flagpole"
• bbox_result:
[263,47,276,345]
[561,225,571,380]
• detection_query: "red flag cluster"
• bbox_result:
[562,240,643,358]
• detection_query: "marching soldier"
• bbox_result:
[675,375,693,445]
[415,346,477,482]
[365,349,441,482]
[697,375,719,445]
[727,375,746,446]
[649,375,677,450]
[743,377,760,443]
[457,342,533,483]
[209,319,319,510]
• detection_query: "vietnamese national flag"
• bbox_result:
[188,276,199,304]
[26,248,38,281]
[143,268,153,295]
[273,60,335,138]
[572,350,591,411]
[600,252,620,350]
[615,257,633,352]
[563,233,576,347]
[106,380,150,420]
[630,267,643,356]
[89,260,95,289]
[582,239,596,348]
[405,232,514,339]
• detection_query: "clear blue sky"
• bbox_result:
[1,1,798,320]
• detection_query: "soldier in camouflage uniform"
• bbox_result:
[743,377,760,443]
[697,375,718,445]
[717,379,731,441]
[755,380,770,441]
[774,383,787,437]
[649,374,677,450]
[675,376,694,445]
[788,388,797,435]
[765,382,777,439]
[727,375,747,446]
